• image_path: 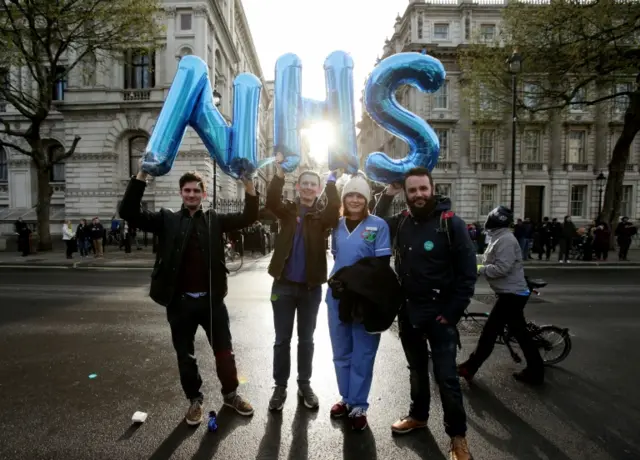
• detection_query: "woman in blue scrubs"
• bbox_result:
[327,174,392,430]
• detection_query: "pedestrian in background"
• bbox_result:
[62,220,75,259]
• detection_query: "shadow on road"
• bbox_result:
[288,401,319,460]
[191,406,253,460]
[392,429,446,459]
[147,421,198,460]
[255,411,283,460]
[464,381,572,460]
[539,367,640,459]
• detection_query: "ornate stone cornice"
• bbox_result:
[194,5,207,17]
[66,190,119,197]
[165,6,177,17]
[70,153,118,161]
[9,159,31,167]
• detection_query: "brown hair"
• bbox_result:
[179,171,206,192]
[403,166,434,191]
[297,170,321,185]
[340,195,370,218]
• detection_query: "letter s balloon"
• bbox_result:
[363,52,446,184]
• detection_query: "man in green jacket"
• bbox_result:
[266,154,341,411]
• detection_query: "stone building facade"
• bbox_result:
[357,0,639,225]
[0,0,293,236]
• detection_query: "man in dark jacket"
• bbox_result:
[119,167,259,426]
[375,167,476,460]
[265,154,341,412]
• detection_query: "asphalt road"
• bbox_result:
[0,266,639,460]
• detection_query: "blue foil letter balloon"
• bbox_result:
[142,56,209,176]
[141,55,262,179]
[363,52,446,184]
[273,51,358,174]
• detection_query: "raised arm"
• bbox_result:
[119,171,164,234]
[265,154,289,219]
[219,178,260,234]
[320,171,341,230]
[373,183,404,243]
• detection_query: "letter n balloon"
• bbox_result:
[363,52,446,185]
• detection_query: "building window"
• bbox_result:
[568,130,586,163]
[464,15,471,40]
[48,145,65,182]
[479,83,495,111]
[435,129,449,160]
[0,146,7,181]
[180,13,192,31]
[570,185,587,217]
[129,135,148,176]
[621,185,633,218]
[433,81,448,109]
[480,24,496,42]
[614,82,632,114]
[50,66,67,101]
[417,14,423,39]
[523,82,540,109]
[124,50,155,89]
[433,23,449,40]
[480,184,498,215]
[478,130,495,162]
[523,131,541,163]
[570,87,586,112]
[436,183,451,198]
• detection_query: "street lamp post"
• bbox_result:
[596,172,606,220]
[212,89,222,209]
[506,50,523,213]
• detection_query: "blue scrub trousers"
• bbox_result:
[327,290,381,410]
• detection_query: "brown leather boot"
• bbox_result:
[449,435,472,460]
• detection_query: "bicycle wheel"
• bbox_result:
[226,251,243,273]
[533,325,572,365]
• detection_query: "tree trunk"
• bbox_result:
[36,166,53,251]
[600,89,640,246]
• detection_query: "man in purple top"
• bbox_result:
[265,154,341,411]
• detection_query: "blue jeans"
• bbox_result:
[270,280,322,387]
[398,309,467,437]
[518,238,530,260]
[327,289,381,410]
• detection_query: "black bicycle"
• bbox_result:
[462,277,572,366]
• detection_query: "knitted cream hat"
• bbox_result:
[340,174,371,203]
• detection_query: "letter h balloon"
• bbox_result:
[273,51,359,174]
[141,56,261,179]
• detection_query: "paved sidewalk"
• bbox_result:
[0,246,273,270]
[1,246,639,269]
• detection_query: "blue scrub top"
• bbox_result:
[330,215,392,278]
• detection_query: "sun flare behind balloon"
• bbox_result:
[303,122,334,165]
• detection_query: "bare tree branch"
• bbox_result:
[52,135,81,164]
[0,138,32,157]
[0,117,28,138]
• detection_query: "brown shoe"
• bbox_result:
[390,416,427,435]
[185,400,204,426]
[450,435,472,460]
[223,392,254,416]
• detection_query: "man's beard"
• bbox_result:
[408,195,436,219]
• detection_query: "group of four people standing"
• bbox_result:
[120,154,542,460]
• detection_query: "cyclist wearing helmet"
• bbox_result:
[457,206,544,385]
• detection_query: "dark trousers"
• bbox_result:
[167,294,239,402]
[558,240,571,262]
[594,245,609,260]
[618,239,631,260]
[270,280,322,387]
[64,240,73,258]
[538,240,551,260]
[465,293,544,376]
[398,311,466,437]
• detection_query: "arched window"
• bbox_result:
[48,144,65,182]
[0,146,7,181]
[128,135,148,175]
[178,47,193,60]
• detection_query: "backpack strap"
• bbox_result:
[392,212,409,258]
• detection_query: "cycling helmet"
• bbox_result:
[484,205,514,230]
